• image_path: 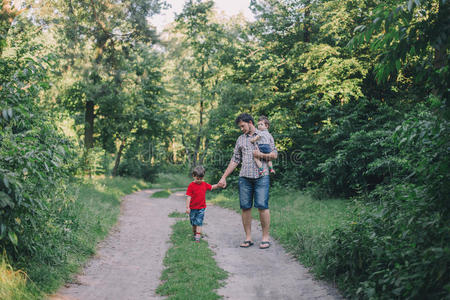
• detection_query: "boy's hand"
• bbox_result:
[186,208,190,214]
[218,178,227,189]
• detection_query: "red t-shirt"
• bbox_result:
[186,181,212,209]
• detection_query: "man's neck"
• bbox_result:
[247,125,256,135]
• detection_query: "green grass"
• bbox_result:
[157,219,228,300]
[152,189,172,198]
[168,211,187,218]
[210,186,352,274]
[0,256,36,300]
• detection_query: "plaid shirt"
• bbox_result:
[231,129,277,178]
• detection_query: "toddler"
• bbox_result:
[251,115,275,175]
[186,166,220,242]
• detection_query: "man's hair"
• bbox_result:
[235,113,255,126]
[192,165,206,178]
[259,115,270,128]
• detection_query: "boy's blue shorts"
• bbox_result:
[258,144,271,154]
[189,208,205,226]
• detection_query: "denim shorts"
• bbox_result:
[189,208,205,226]
[238,176,270,210]
[258,144,271,154]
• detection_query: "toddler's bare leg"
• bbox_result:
[254,158,263,169]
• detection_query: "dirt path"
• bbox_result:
[52,189,342,300]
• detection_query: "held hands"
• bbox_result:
[218,178,227,189]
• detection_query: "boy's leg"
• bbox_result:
[254,158,265,175]
[194,226,202,242]
[193,209,205,242]
[196,226,202,235]
[268,161,275,174]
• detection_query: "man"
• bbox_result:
[218,113,277,249]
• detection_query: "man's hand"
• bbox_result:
[253,150,277,160]
[253,150,263,159]
[218,178,227,189]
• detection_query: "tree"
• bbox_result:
[164,0,232,167]
[53,0,165,151]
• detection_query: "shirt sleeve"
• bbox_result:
[186,183,193,196]
[231,136,242,164]
[205,182,212,191]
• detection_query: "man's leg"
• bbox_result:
[242,208,253,242]
[254,175,271,247]
[259,208,270,242]
[239,177,254,246]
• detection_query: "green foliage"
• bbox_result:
[117,143,159,182]
[0,49,76,254]
[323,103,450,298]
[324,184,450,299]
[349,0,449,96]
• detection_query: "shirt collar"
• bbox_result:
[246,129,259,137]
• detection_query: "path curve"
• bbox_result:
[52,189,342,300]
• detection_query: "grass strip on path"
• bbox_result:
[152,189,172,198]
[157,213,227,300]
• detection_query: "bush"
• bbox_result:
[0,53,77,257]
[323,184,450,299]
[322,102,450,299]
[117,158,159,182]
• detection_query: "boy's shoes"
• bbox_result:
[258,167,266,176]
[194,233,201,243]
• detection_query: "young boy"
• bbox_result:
[251,115,276,175]
[186,166,220,242]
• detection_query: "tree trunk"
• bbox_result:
[84,100,95,149]
[193,66,205,167]
[303,1,311,43]
[112,138,126,177]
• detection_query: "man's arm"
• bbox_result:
[253,150,277,161]
[218,160,239,189]
[254,133,277,161]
